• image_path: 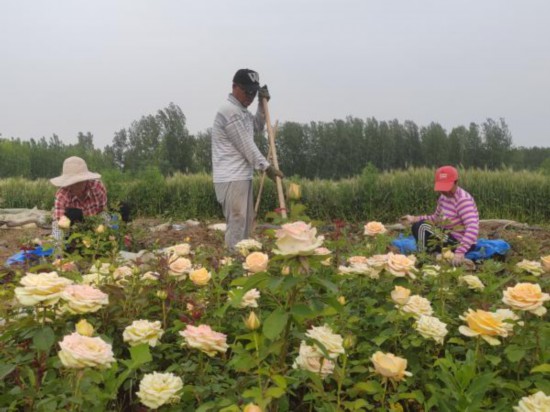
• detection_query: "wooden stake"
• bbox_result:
[261,98,287,219]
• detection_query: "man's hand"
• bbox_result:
[451,253,465,267]
[259,85,270,102]
[265,165,283,181]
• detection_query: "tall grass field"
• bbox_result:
[1,167,549,223]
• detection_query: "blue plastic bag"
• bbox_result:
[6,246,54,266]
[391,235,510,261]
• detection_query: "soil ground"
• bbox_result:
[1,218,550,266]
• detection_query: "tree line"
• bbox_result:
[1,103,549,180]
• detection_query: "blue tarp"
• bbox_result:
[391,235,510,260]
[6,246,54,266]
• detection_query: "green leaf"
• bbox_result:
[290,303,315,321]
[531,363,550,373]
[0,363,16,380]
[129,344,152,366]
[263,308,289,341]
[272,374,288,389]
[353,380,383,394]
[265,386,286,398]
[505,345,526,363]
[33,326,56,352]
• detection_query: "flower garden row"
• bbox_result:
[1,220,549,411]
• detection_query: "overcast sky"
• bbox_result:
[1,0,549,149]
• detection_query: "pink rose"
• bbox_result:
[179,324,228,357]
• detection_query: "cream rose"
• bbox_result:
[179,324,228,357]
[414,315,448,344]
[459,275,485,291]
[165,243,191,257]
[371,351,412,382]
[243,252,269,273]
[136,372,183,410]
[315,247,331,256]
[502,283,550,316]
[234,238,263,256]
[95,224,105,234]
[459,309,509,345]
[90,262,111,275]
[141,271,160,281]
[422,264,441,278]
[273,221,323,256]
[292,341,335,378]
[113,265,134,285]
[391,286,411,306]
[516,259,544,276]
[244,312,261,330]
[386,253,417,279]
[240,288,261,308]
[14,271,73,306]
[400,295,433,318]
[364,221,387,236]
[189,267,211,286]
[61,285,109,314]
[81,273,105,286]
[123,320,164,347]
[58,215,71,229]
[58,332,115,369]
[168,256,192,280]
[305,324,345,359]
[513,391,550,412]
[541,255,550,272]
[288,183,302,200]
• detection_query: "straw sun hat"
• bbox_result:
[50,156,101,187]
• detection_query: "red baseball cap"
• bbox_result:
[434,166,458,192]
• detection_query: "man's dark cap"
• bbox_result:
[233,69,260,91]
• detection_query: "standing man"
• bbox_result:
[212,68,283,250]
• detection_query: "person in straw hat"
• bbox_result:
[50,156,107,240]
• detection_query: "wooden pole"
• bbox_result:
[261,98,287,219]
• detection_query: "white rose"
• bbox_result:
[305,324,345,358]
[414,315,448,344]
[61,285,109,314]
[239,288,261,308]
[422,265,441,278]
[58,332,115,369]
[400,295,434,318]
[273,221,323,256]
[459,275,485,291]
[292,341,335,378]
[513,391,550,412]
[516,259,544,276]
[136,372,183,410]
[243,252,269,273]
[14,272,73,306]
[123,320,164,347]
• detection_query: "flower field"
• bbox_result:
[0,217,549,411]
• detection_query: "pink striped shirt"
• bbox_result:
[418,186,479,255]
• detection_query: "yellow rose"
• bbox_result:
[244,312,261,330]
[459,309,509,345]
[243,252,269,273]
[75,319,94,337]
[244,403,263,412]
[288,183,302,200]
[337,296,346,305]
[165,243,191,257]
[391,286,411,306]
[281,266,290,276]
[371,351,412,382]
[58,215,71,229]
[189,268,211,286]
[364,221,387,236]
[95,224,105,234]
[502,283,550,316]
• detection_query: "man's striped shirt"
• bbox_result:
[418,186,479,255]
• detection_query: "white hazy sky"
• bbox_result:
[1,0,549,149]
